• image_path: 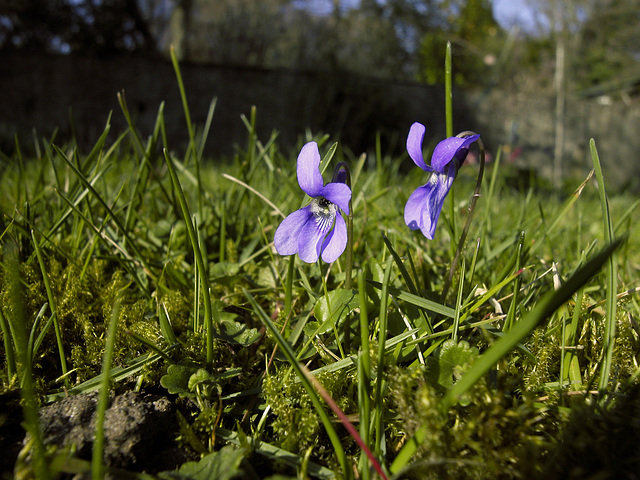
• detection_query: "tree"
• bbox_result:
[417,0,504,86]
[0,0,156,53]
[0,0,80,51]
[574,0,640,89]
[157,0,429,78]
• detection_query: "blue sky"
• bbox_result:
[492,0,542,31]
[296,0,543,32]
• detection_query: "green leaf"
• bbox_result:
[160,364,198,396]
[311,288,359,335]
[219,319,262,346]
[426,339,479,395]
[211,261,240,279]
[162,445,249,480]
[188,368,215,391]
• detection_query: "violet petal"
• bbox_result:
[404,171,455,239]
[320,182,352,215]
[274,207,312,256]
[298,212,333,263]
[431,134,480,172]
[297,142,324,198]
[406,122,431,172]
[320,213,347,263]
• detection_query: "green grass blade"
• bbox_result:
[27,303,51,364]
[243,288,349,477]
[92,292,123,479]
[44,349,173,403]
[169,46,202,214]
[546,170,594,236]
[117,91,146,157]
[357,269,372,478]
[31,229,69,386]
[163,148,217,364]
[4,243,50,479]
[158,302,179,346]
[367,281,456,319]
[0,306,16,380]
[375,257,393,458]
[591,139,618,394]
[452,257,465,342]
[197,97,218,161]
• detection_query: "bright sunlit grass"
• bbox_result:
[1,47,640,480]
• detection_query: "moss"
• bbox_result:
[156,289,192,337]
[387,364,558,479]
[0,250,177,386]
[262,368,357,460]
[540,381,640,479]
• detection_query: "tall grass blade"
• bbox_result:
[375,257,393,458]
[92,292,123,479]
[31,229,69,386]
[5,242,50,479]
[357,269,372,479]
[591,139,618,395]
[243,289,350,477]
[163,149,217,364]
[169,46,203,214]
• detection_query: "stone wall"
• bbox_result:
[2,51,639,190]
[471,88,640,190]
[0,51,472,158]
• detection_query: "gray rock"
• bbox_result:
[37,391,194,473]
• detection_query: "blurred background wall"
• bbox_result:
[1,0,640,189]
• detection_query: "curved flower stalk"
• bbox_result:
[404,122,480,239]
[274,142,352,263]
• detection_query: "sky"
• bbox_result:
[295,0,544,33]
[492,0,542,32]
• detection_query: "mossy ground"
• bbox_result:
[1,101,640,479]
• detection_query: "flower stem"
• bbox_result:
[284,255,295,320]
[445,41,453,138]
[441,133,485,302]
[333,161,353,291]
[333,161,353,352]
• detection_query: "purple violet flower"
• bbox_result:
[404,122,480,239]
[274,142,352,263]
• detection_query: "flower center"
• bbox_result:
[310,197,336,233]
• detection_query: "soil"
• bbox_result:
[0,390,199,478]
